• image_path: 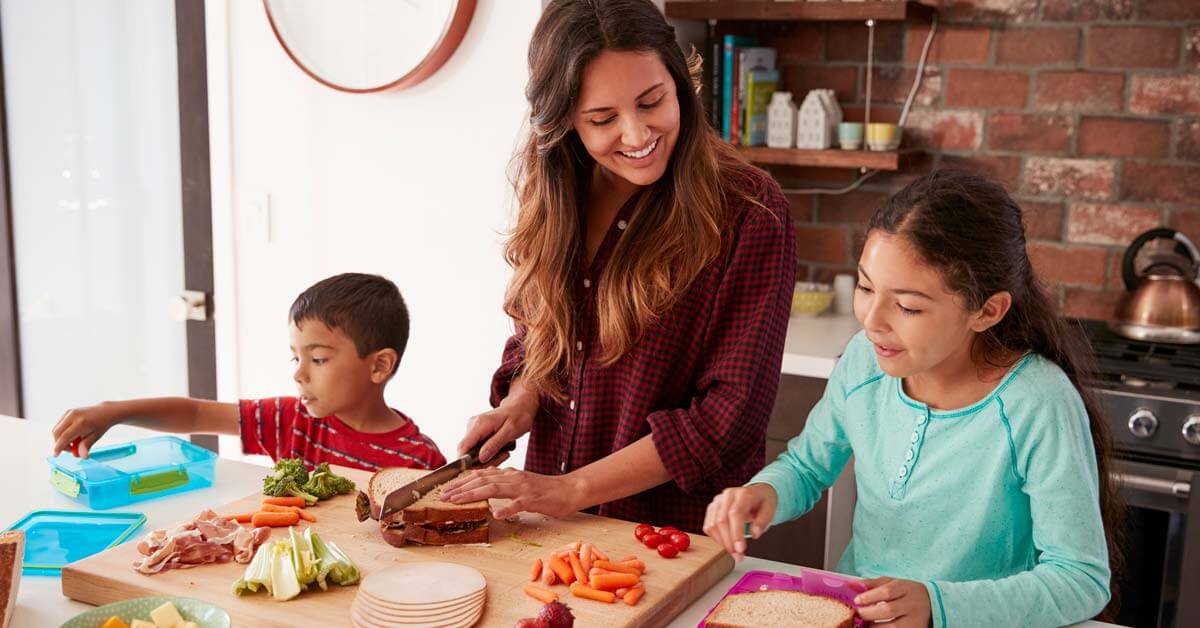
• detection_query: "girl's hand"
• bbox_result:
[854,577,932,627]
[703,483,778,561]
[52,403,123,458]
[439,468,582,519]
[458,392,538,466]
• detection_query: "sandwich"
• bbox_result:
[702,589,855,628]
[0,530,24,628]
[357,467,491,547]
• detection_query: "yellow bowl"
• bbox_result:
[792,283,834,316]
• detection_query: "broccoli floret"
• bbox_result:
[263,458,318,506]
[271,458,310,484]
[302,463,357,500]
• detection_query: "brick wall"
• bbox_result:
[730,0,1200,320]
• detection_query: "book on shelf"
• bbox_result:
[721,34,755,143]
[742,69,779,146]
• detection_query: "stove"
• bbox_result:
[1073,319,1200,628]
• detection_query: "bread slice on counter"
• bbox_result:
[362,467,491,547]
[0,530,24,628]
[703,589,855,628]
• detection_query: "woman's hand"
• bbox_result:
[440,468,583,519]
[703,483,778,561]
[52,402,124,458]
[458,389,538,466]
[854,577,932,627]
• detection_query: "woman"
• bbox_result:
[442,0,795,533]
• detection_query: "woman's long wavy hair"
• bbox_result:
[505,0,763,401]
[869,170,1124,617]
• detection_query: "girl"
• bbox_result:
[704,170,1120,628]
[442,0,795,533]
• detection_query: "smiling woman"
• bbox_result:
[442,0,796,533]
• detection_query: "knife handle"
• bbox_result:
[464,439,517,466]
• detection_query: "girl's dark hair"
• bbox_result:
[289,273,410,373]
[869,169,1123,617]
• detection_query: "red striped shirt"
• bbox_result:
[238,396,446,472]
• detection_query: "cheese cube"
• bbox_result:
[150,602,185,628]
[180,623,199,628]
[130,621,156,628]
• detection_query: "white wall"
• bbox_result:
[209,1,541,464]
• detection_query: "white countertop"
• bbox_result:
[781,312,861,378]
[0,415,1117,627]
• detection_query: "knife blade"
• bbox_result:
[377,440,516,522]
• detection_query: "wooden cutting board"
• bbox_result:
[61,465,734,627]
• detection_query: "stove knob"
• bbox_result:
[1184,416,1200,447]
[1128,409,1158,439]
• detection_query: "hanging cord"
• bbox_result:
[781,13,939,196]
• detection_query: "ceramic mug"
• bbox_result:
[866,122,898,150]
[837,122,864,150]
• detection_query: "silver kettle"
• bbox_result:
[1111,228,1200,344]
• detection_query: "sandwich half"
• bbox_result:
[358,467,491,547]
[703,589,855,628]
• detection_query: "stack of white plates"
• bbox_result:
[351,562,487,628]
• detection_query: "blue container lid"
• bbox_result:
[4,510,145,576]
[47,435,216,488]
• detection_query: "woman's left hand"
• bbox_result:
[440,467,583,520]
[853,577,932,627]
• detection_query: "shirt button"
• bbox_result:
[898,466,908,478]
[905,449,914,461]
[576,341,583,351]
[917,414,927,425]
[617,220,628,230]
[911,431,919,443]
[560,461,566,472]
[583,278,591,288]
[569,400,576,411]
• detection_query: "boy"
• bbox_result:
[51,273,447,471]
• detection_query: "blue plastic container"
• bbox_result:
[4,510,145,576]
[46,436,217,510]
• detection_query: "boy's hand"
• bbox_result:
[458,392,537,465]
[52,403,123,458]
[854,577,933,627]
[703,483,778,562]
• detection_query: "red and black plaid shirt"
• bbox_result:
[491,167,795,533]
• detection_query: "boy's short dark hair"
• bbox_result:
[289,273,410,372]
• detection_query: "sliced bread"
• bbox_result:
[366,467,489,524]
[0,530,24,628]
[703,590,855,628]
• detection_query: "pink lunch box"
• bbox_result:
[698,566,870,627]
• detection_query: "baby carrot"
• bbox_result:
[548,553,575,585]
[524,584,558,604]
[541,561,557,586]
[590,571,639,591]
[570,582,616,604]
[594,560,643,577]
[260,503,316,522]
[250,511,300,527]
[261,496,307,508]
[225,513,254,524]
[617,554,638,563]
[567,549,587,584]
[615,587,630,598]
[580,543,594,573]
[530,558,543,583]
[592,547,610,562]
[623,585,646,606]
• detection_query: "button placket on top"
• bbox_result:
[890,409,930,500]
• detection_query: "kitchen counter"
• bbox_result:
[781,312,861,378]
[1,416,1117,627]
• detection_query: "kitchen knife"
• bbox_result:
[377,439,516,521]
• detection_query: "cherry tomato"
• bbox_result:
[658,526,680,537]
[69,437,82,458]
[656,542,680,558]
[642,533,666,549]
[634,524,655,541]
[669,532,691,551]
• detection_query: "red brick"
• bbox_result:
[1168,210,1200,246]
[1023,158,1117,200]
[1087,27,1181,69]
[869,66,942,107]
[1042,0,1134,21]
[1140,0,1200,20]
[868,150,935,188]
[1066,203,1162,246]
[995,28,1080,66]
[1179,119,1200,162]
[816,190,890,224]
[1062,288,1124,321]
[1020,201,1065,240]
[1130,75,1200,116]
[945,69,1030,109]
[939,154,1023,191]
[1121,163,1200,204]
[764,24,824,63]
[903,110,984,151]
[1027,242,1108,287]
[826,22,903,62]
[940,0,1038,22]
[1078,117,1170,159]
[1187,26,1200,69]
[796,225,852,264]
[988,113,1072,154]
[1034,72,1125,113]
[905,25,991,65]
[783,65,859,104]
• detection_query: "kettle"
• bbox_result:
[1111,228,1200,344]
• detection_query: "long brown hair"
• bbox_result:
[505,0,763,401]
[869,170,1123,616]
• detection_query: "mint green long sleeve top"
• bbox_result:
[751,331,1110,628]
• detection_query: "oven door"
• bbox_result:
[1110,458,1198,628]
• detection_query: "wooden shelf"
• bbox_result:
[665,1,934,22]
[738,146,904,170]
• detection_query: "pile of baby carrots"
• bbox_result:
[522,541,647,608]
[224,496,317,528]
